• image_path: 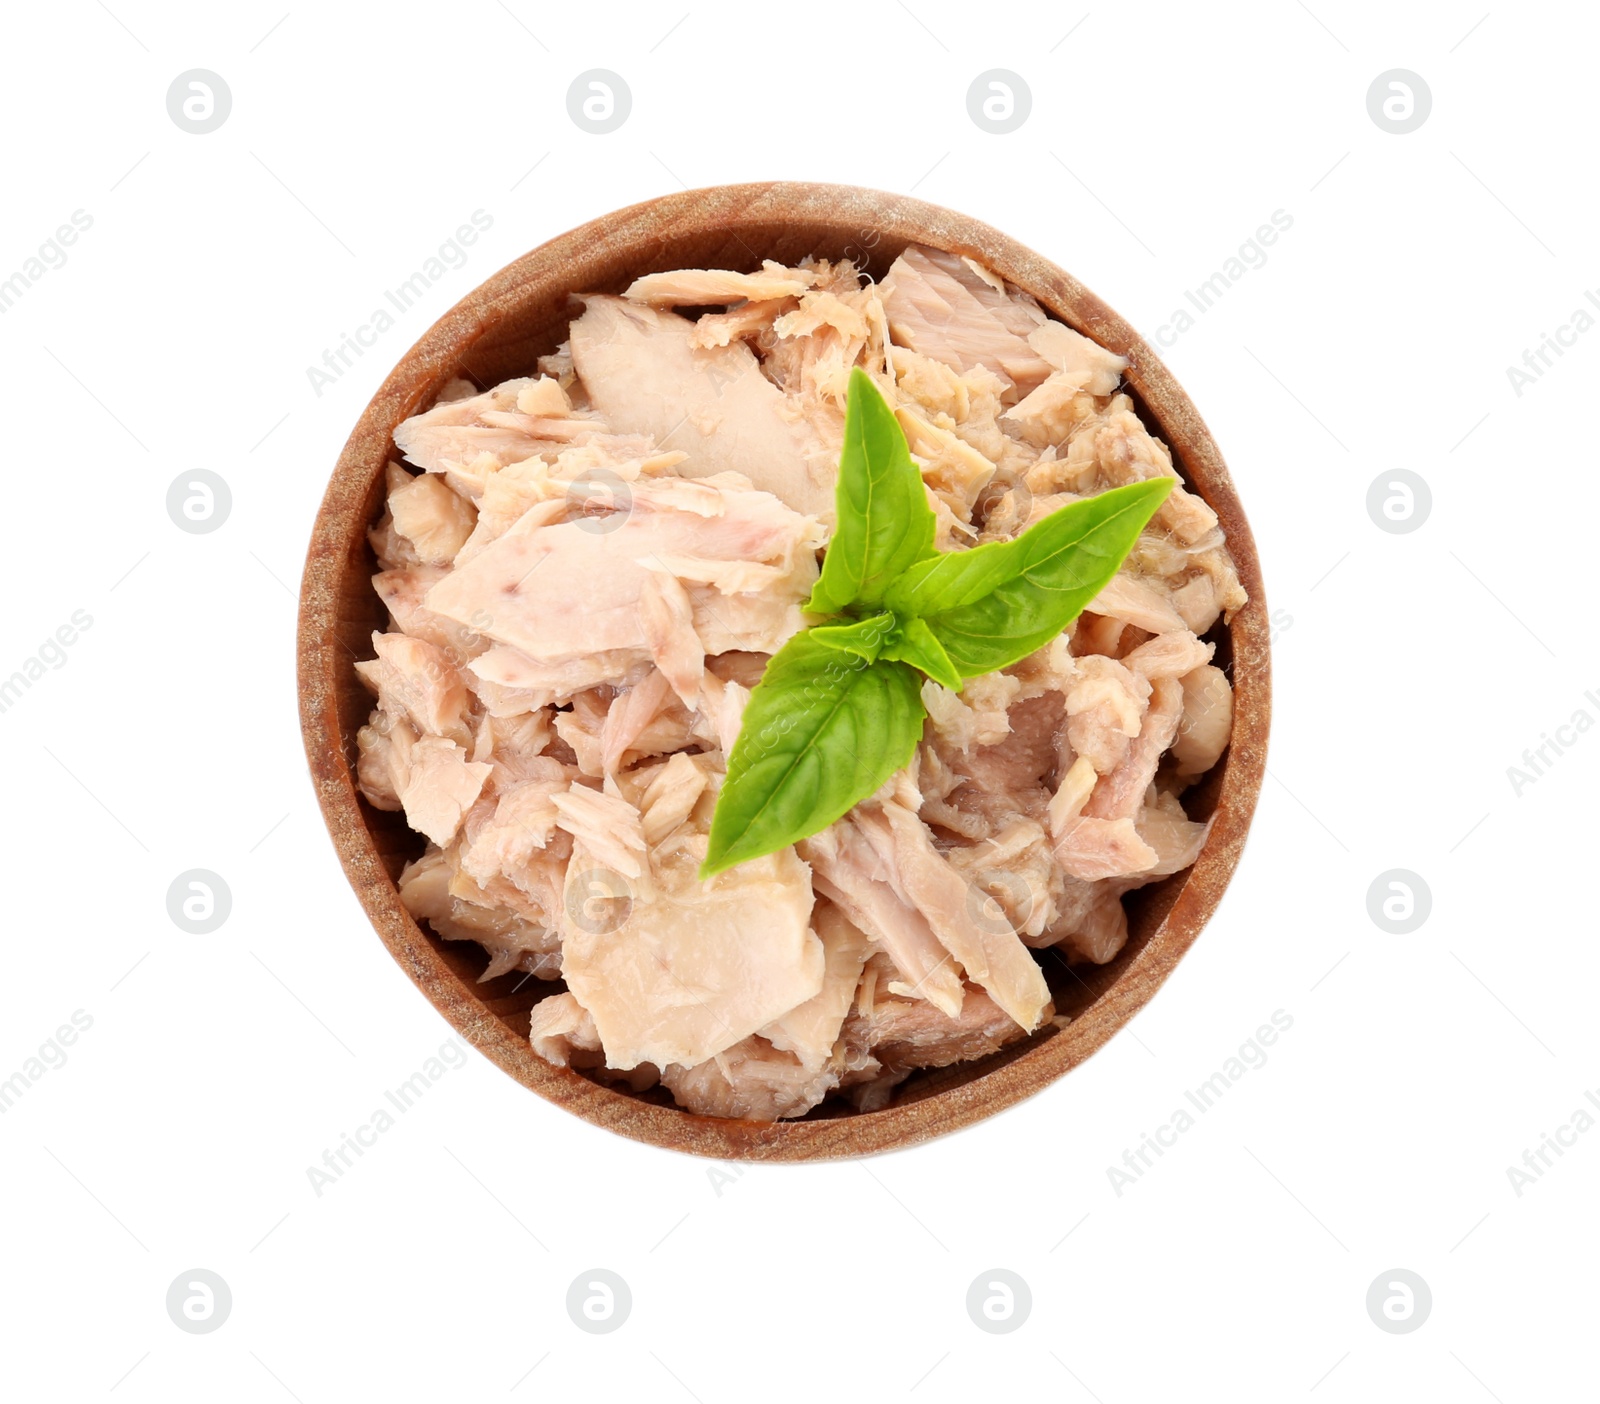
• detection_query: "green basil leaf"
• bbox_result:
[806,611,895,664]
[804,368,937,616]
[879,616,963,693]
[700,632,925,877]
[880,537,1018,619]
[902,477,1174,678]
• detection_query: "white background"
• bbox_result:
[2,1,1595,1398]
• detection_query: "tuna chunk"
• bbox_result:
[1087,573,1188,634]
[880,247,1052,401]
[569,296,836,517]
[458,774,565,891]
[690,298,797,349]
[953,692,1062,797]
[638,752,710,845]
[389,379,648,500]
[550,781,648,882]
[660,1036,848,1120]
[1136,793,1212,875]
[1028,321,1127,395]
[528,991,602,1065]
[1047,755,1099,837]
[1051,880,1133,964]
[472,712,556,789]
[758,901,872,1071]
[355,631,472,746]
[392,379,592,477]
[844,984,1050,1074]
[1000,373,1099,450]
[799,819,967,1019]
[1194,544,1249,623]
[387,469,477,565]
[1054,816,1158,881]
[1172,664,1234,778]
[355,706,410,811]
[1171,573,1221,635]
[921,671,1022,752]
[1084,675,1184,820]
[928,249,1050,340]
[1123,629,1215,681]
[599,668,674,774]
[373,566,484,665]
[896,403,999,519]
[946,816,1057,940]
[399,846,561,980]
[368,462,424,570]
[998,319,1128,450]
[559,830,820,1070]
[624,261,821,306]
[638,568,705,708]
[865,801,1051,1032]
[357,698,489,846]
[1065,655,1150,774]
[1078,406,1218,545]
[691,672,751,756]
[396,736,492,847]
[422,469,819,697]
[516,376,571,417]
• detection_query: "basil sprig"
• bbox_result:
[804,370,937,615]
[700,367,1172,877]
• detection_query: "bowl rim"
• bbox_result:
[297,180,1271,1161]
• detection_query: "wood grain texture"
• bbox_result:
[297,182,1272,1161]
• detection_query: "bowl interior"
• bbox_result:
[300,183,1269,1159]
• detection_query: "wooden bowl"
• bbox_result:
[298,182,1270,1160]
